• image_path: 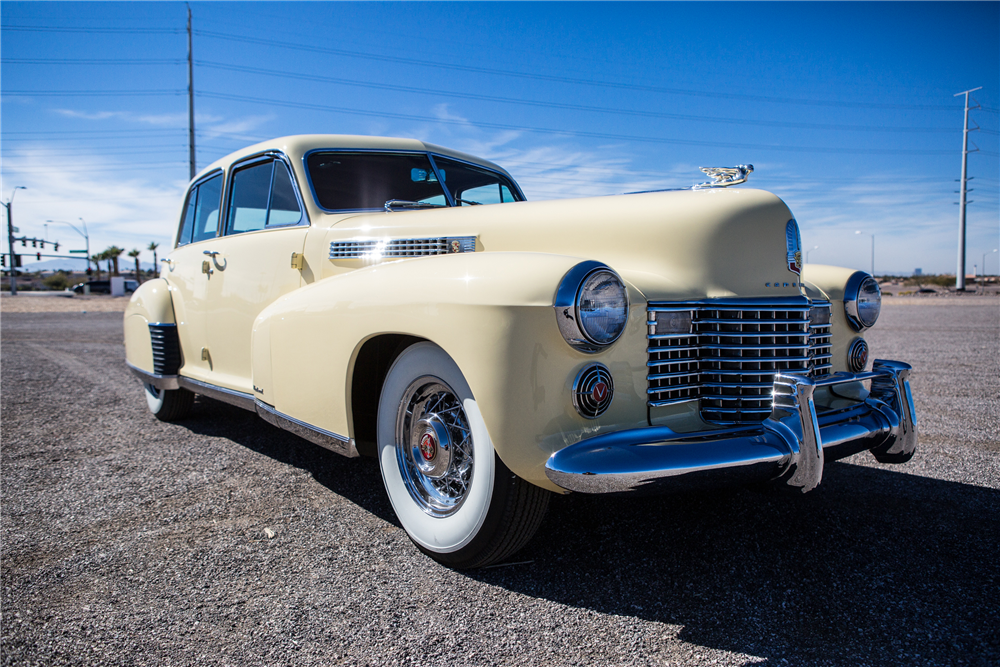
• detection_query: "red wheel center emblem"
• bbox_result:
[592,382,608,402]
[419,433,437,461]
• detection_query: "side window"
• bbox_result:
[268,162,303,226]
[226,159,303,235]
[192,174,222,243]
[177,189,197,246]
[176,173,222,246]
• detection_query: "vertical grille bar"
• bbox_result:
[648,300,829,425]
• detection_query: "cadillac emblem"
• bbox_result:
[450,240,461,253]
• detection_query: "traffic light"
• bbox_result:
[31,240,36,248]
[54,243,59,252]
[20,239,26,247]
[36,252,41,261]
[1,255,5,267]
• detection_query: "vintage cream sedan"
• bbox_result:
[125,135,917,568]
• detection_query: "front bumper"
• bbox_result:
[544,359,916,495]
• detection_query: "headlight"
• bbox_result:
[555,261,629,353]
[844,271,881,330]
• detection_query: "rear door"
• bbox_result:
[163,171,224,384]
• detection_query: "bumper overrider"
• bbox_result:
[545,360,916,495]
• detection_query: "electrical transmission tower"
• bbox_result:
[954,87,981,291]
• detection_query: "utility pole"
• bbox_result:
[954,87,981,291]
[187,3,196,180]
[3,186,26,296]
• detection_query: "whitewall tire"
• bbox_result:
[377,342,549,569]
[143,383,194,422]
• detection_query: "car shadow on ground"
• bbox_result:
[182,396,999,666]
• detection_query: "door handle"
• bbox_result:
[203,250,220,257]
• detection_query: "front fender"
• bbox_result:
[124,278,176,373]
[802,264,871,373]
[253,252,650,490]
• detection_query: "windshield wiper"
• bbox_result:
[455,198,482,206]
[384,199,446,212]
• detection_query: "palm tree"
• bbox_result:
[89,254,103,280]
[104,246,124,276]
[147,241,159,273]
[128,249,142,284]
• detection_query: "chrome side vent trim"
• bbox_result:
[330,236,476,260]
[149,324,181,376]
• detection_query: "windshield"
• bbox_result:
[431,156,520,206]
[306,151,522,211]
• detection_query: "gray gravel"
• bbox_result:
[2,301,998,666]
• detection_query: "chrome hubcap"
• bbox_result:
[395,376,474,517]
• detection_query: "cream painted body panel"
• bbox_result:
[163,241,213,384]
[257,252,649,492]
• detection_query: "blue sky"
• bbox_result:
[3,1,998,275]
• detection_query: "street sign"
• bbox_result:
[68,249,87,254]
[11,227,18,233]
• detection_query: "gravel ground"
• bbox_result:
[1,301,998,666]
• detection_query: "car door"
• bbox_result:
[199,153,310,395]
[164,170,224,385]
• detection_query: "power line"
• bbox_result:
[3,58,185,64]
[2,25,181,34]
[194,29,963,112]
[197,91,958,156]
[195,60,963,135]
[4,90,185,97]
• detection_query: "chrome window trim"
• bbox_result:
[175,168,225,248]
[301,148,525,214]
[222,150,309,237]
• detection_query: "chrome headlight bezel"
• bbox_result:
[554,261,629,353]
[844,271,881,331]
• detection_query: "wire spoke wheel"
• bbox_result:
[395,377,475,517]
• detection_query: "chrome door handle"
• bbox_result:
[203,250,220,257]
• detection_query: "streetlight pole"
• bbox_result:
[3,186,27,296]
[46,218,90,272]
[806,245,819,263]
[855,231,874,276]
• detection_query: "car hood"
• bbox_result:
[320,188,804,302]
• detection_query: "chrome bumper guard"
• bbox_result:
[544,359,917,495]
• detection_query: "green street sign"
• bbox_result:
[68,250,88,254]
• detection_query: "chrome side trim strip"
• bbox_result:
[177,376,257,411]
[254,399,359,458]
[125,361,179,391]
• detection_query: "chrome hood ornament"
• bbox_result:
[694,164,754,189]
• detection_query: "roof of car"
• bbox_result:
[193,134,514,185]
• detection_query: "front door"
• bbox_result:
[200,155,309,395]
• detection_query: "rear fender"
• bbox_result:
[124,278,177,374]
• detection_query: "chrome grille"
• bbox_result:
[647,300,830,425]
[330,236,475,259]
[149,324,181,376]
